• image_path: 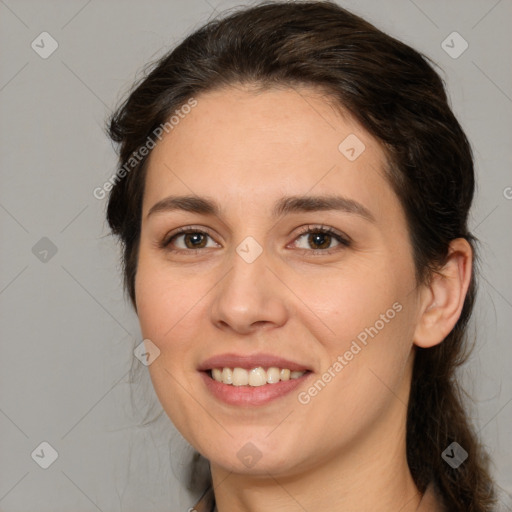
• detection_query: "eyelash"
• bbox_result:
[159,224,351,256]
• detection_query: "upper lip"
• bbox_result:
[198,353,312,372]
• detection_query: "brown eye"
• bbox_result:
[305,232,333,250]
[159,225,350,256]
[161,228,219,252]
[181,232,208,249]
[292,226,351,255]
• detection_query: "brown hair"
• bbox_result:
[105,1,496,509]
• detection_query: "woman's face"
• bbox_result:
[135,85,423,477]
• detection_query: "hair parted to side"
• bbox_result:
[105,1,496,509]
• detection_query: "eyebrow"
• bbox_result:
[146,194,376,223]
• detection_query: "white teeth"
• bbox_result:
[266,367,280,384]
[232,367,249,386]
[248,367,267,386]
[222,367,233,384]
[212,368,223,382]
[209,366,307,386]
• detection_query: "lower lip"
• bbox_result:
[200,371,312,406]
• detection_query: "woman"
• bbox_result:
[105,1,496,510]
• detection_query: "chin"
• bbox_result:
[209,449,298,476]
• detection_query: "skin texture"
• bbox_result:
[134,85,472,512]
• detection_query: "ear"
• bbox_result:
[413,238,473,348]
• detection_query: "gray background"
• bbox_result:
[1,0,511,510]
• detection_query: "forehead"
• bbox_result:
[142,85,400,224]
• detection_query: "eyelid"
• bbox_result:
[289,224,351,254]
[159,225,219,249]
[159,224,351,254]
[293,224,351,244]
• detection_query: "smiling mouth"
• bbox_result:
[207,367,311,386]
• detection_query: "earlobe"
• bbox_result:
[413,238,473,349]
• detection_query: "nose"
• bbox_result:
[210,241,288,335]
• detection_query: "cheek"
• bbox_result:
[324,300,412,388]
[304,254,417,396]
[134,262,208,440]
[296,293,415,452]
[299,255,412,341]
[134,257,215,379]
[135,252,194,338]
